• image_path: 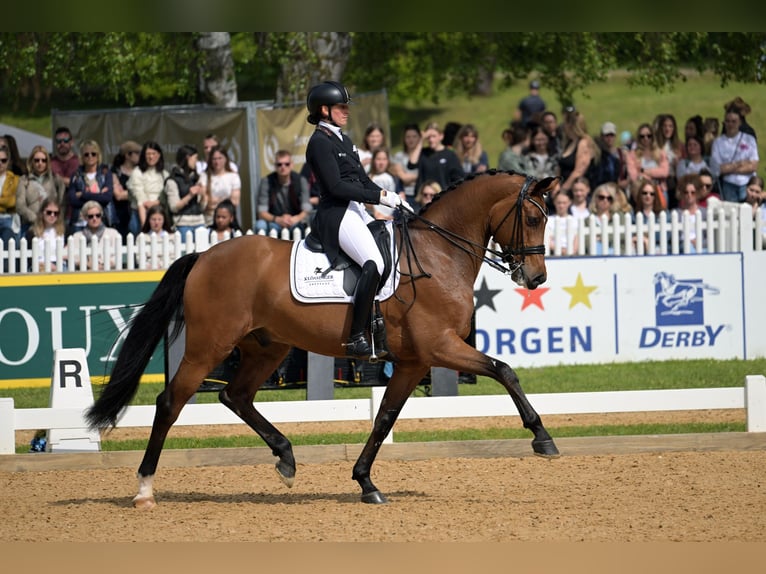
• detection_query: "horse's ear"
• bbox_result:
[533,176,559,195]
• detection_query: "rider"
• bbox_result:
[304,80,402,359]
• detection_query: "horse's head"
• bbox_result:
[490,174,557,289]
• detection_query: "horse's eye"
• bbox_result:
[527,216,541,226]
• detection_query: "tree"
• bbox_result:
[196,32,237,107]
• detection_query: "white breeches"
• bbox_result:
[338,201,384,275]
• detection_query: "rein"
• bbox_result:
[397,175,547,278]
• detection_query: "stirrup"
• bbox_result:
[344,333,372,359]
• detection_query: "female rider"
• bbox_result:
[304,80,402,359]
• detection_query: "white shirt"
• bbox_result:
[710,131,759,186]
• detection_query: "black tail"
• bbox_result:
[85,253,201,430]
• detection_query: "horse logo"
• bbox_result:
[653,271,719,326]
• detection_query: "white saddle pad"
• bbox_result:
[289,224,399,304]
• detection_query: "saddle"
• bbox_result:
[304,219,393,293]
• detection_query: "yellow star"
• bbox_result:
[563,272,597,309]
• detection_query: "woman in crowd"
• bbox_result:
[358,123,386,174]
[66,139,117,236]
[389,123,422,205]
[630,177,667,252]
[453,123,489,175]
[207,198,242,242]
[557,106,600,198]
[368,147,401,220]
[569,177,592,220]
[626,123,670,209]
[204,145,241,226]
[522,124,558,181]
[127,141,168,228]
[137,204,175,269]
[675,135,710,181]
[545,190,578,255]
[16,146,66,238]
[744,175,766,248]
[111,140,142,238]
[414,179,442,213]
[165,144,207,240]
[69,200,122,269]
[26,197,67,271]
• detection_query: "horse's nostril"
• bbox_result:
[530,274,547,288]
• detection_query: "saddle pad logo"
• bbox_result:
[653,271,720,327]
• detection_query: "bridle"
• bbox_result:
[397,174,548,278]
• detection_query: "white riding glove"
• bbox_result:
[379,190,402,209]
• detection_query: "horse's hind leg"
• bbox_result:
[134,359,212,509]
[218,338,297,487]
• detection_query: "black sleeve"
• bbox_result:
[306,134,382,203]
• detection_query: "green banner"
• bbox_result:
[0,272,164,388]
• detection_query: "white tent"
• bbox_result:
[0,122,51,159]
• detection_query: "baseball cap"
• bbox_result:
[529,80,541,90]
[601,122,617,136]
[120,140,142,154]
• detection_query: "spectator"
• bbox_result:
[630,177,667,253]
[255,150,311,236]
[591,121,627,191]
[453,123,489,175]
[710,108,759,202]
[703,117,720,157]
[208,198,242,242]
[137,204,176,269]
[197,133,239,174]
[26,197,67,271]
[415,122,463,192]
[744,175,766,247]
[127,141,168,228]
[389,123,422,205]
[515,79,546,128]
[66,139,116,236]
[588,182,622,255]
[414,179,442,213]
[674,174,706,253]
[358,123,386,174]
[653,113,684,198]
[723,96,757,140]
[545,190,578,255]
[205,145,241,226]
[697,168,721,208]
[569,177,591,220]
[0,145,20,247]
[497,121,528,174]
[50,127,80,185]
[16,145,66,238]
[684,115,705,142]
[675,135,711,181]
[522,124,558,182]
[165,144,207,240]
[111,140,142,239]
[368,147,401,220]
[626,123,670,209]
[557,106,600,197]
[0,134,27,176]
[540,110,562,156]
[69,200,122,270]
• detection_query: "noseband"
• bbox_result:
[489,175,548,275]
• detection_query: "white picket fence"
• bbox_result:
[2,203,764,274]
[2,375,765,454]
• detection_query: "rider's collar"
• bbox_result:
[319,121,343,141]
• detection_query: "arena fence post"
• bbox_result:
[0,398,14,454]
[745,374,766,432]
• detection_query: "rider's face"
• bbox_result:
[329,104,349,128]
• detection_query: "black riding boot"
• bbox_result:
[345,261,385,359]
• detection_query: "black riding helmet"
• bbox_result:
[306,81,351,125]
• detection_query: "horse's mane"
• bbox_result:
[418,169,527,216]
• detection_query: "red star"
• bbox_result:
[514,287,550,310]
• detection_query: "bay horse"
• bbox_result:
[86,171,561,508]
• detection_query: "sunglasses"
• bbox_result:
[684,189,697,195]
[33,157,48,163]
[276,162,291,167]
[0,158,7,164]
[56,137,72,144]
[701,183,713,189]
[597,195,613,202]
[639,133,652,139]
[45,210,60,216]
[83,151,98,158]
[87,213,102,220]
[641,191,655,196]
[422,192,436,198]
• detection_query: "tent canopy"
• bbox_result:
[0,123,51,159]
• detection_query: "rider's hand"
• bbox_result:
[379,190,402,209]
[400,199,415,213]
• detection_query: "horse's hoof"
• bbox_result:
[532,438,561,458]
[275,461,295,488]
[361,490,388,504]
[132,496,156,509]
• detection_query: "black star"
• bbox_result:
[474,277,502,312]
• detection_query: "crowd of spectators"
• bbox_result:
[0,86,763,265]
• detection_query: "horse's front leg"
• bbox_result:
[352,364,429,504]
[432,336,559,458]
